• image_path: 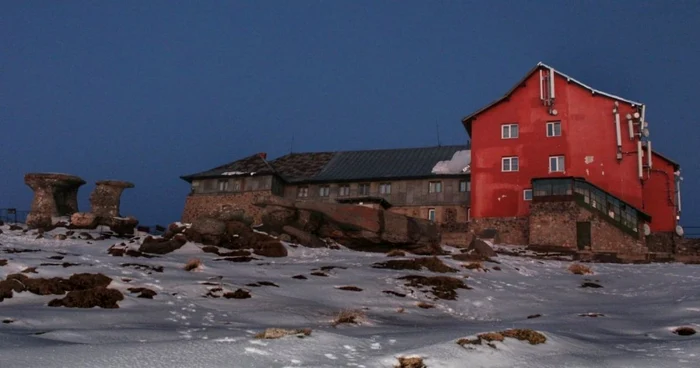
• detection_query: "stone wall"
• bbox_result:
[529,201,647,254]
[181,191,273,225]
[646,232,677,253]
[389,204,469,224]
[470,216,529,245]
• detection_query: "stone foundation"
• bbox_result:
[529,201,647,254]
[390,204,469,224]
[24,173,86,229]
[646,232,677,253]
[469,216,529,245]
[181,191,274,225]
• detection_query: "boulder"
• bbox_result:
[189,217,226,246]
[467,238,497,258]
[251,240,288,258]
[89,180,134,219]
[282,226,326,248]
[139,234,187,254]
[215,207,254,226]
[48,287,123,308]
[163,223,186,240]
[107,216,139,236]
[24,173,86,229]
[70,212,99,229]
[254,198,441,254]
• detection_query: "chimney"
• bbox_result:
[258,152,267,160]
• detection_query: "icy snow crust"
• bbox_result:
[0,226,698,367]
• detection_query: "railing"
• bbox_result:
[531,177,648,236]
[0,208,29,224]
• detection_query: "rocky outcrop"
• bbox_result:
[24,173,86,229]
[70,212,99,229]
[90,180,134,219]
[255,197,441,254]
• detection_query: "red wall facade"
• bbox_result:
[643,153,679,232]
[468,67,652,222]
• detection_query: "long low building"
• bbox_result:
[180,145,472,244]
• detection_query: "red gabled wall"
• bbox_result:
[644,153,678,232]
[469,66,645,219]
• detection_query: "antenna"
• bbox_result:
[435,122,441,147]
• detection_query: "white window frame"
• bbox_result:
[319,186,330,197]
[428,208,436,222]
[339,185,350,196]
[358,183,370,195]
[459,180,468,192]
[501,123,519,139]
[379,183,392,194]
[549,156,565,173]
[523,189,533,201]
[297,186,308,198]
[502,156,519,172]
[546,121,561,137]
[218,179,229,192]
[429,181,442,193]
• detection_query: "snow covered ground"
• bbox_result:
[0,224,698,368]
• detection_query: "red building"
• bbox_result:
[462,63,682,251]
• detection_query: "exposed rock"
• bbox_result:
[70,212,99,229]
[120,263,164,273]
[581,281,603,288]
[282,226,326,248]
[382,290,406,297]
[398,275,470,300]
[223,289,251,299]
[127,287,157,299]
[372,257,458,273]
[467,238,497,258]
[24,173,86,229]
[48,287,123,308]
[138,234,187,254]
[214,207,253,226]
[292,274,308,280]
[251,240,288,258]
[255,198,441,253]
[0,259,6,266]
[106,216,139,236]
[336,286,363,292]
[89,180,134,219]
[53,234,68,240]
[674,326,696,336]
[163,224,186,240]
[395,356,426,368]
[254,328,312,339]
[189,217,226,245]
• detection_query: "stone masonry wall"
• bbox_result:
[389,205,469,224]
[530,201,647,254]
[470,217,529,245]
[181,191,273,225]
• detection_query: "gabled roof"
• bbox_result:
[461,62,644,135]
[180,153,275,182]
[307,145,470,183]
[270,152,336,182]
[181,145,471,184]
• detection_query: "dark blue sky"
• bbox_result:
[2,1,699,228]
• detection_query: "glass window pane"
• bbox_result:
[512,157,519,171]
[512,125,518,138]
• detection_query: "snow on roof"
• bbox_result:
[537,62,643,106]
[431,150,471,174]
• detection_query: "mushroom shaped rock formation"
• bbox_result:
[24,173,86,229]
[90,180,135,219]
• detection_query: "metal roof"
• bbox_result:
[306,145,470,183]
[181,145,471,183]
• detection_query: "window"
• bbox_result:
[339,185,350,196]
[502,123,519,139]
[429,181,442,193]
[549,156,565,172]
[547,121,562,137]
[523,189,533,201]
[358,183,370,195]
[232,181,241,192]
[319,186,330,197]
[379,183,392,194]
[218,179,229,192]
[459,180,469,192]
[428,208,436,222]
[297,186,308,198]
[502,157,519,172]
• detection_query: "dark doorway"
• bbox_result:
[576,222,592,250]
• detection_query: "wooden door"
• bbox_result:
[576,222,591,250]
